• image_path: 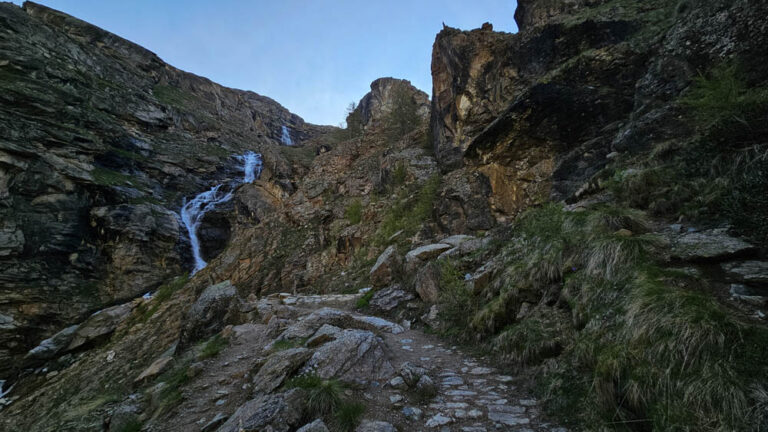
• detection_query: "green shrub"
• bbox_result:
[199,334,228,359]
[333,401,366,432]
[151,361,191,414]
[286,374,343,418]
[376,174,441,244]
[356,290,374,309]
[271,338,308,351]
[682,62,768,128]
[384,84,421,141]
[344,200,363,225]
[391,162,407,186]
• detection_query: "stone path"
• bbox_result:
[160,293,566,432]
[368,326,567,432]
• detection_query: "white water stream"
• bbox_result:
[281,125,293,146]
[180,151,262,274]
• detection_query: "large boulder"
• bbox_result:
[369,286,415,312]
[669,229,757,262]
[217,389,306,432]
[179,280,242,349]
[252,348,313,394]
[415,263,442,303]
[405,243,452,272]
[24,325,78,362]
[67,303,133,351]
[302,329,394,382]
[370,246,400,287]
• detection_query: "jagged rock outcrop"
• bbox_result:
[354,78,430,130]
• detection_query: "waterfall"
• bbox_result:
[281,125,293,146]
[238,151,263,183]
[180,152,262,275]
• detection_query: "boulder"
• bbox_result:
[349,315,405,334]
[24,325,78,362]
[67,303,133,351]
[415,374,438,398]
[398,362,428,387]
[669,229,757,262]
[355,420,398,432]
[722,261,768,285]
[107,401,141,432]
[414,263,441,303]
[405,244,452,271]
[302,329,394,382]
[440,235,476,248]
[369,285,415,312]
[253,348,313,394]
[276,308,404,342]
[179,280,241,349]
[217,389,306,432]
[297,419,330,432]
[370,246,400,287]
[305,324,342,348]
[201,413,228,432]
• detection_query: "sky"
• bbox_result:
[11,1,518,125]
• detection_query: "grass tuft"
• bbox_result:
[286,374,343,418]
[199,334,228,359]
[333,401,366,432]
[344,200,363,225]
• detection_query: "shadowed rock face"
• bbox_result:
[0,1,333,375]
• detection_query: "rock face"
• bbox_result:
[354,78,430,130]
[514,0,610,30]
[0,1,333,374]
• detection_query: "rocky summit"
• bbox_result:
[1,1,768,431]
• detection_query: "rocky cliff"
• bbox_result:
[0,1,334,377]
[1,0,768,431]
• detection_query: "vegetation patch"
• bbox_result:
[438,203,768,431]
[608,61,768,246]
[333,401,366,432]
[271,337,308,352]
[285,374,365,431]
[150,360,191,415]
[135,275,189,322]
[344,200,363,225]
[356,289,374,309]
[376,174,441,244]
[198,334,228,359]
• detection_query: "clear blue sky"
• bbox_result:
[11,1,518,125]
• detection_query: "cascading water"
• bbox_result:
[281,125,293,146]
[180,151,262,274]
[239,151,263,183]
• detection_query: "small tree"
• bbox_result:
[345,102,364,139]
